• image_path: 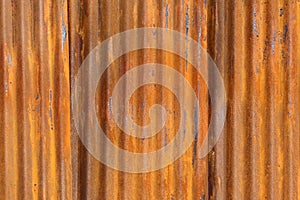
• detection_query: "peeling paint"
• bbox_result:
[164,135,168,146]
[4,83,8,93]
[198,26,202,59]
[62,23,67,51]
[253,8,259,36]
[271,32,277,55]
[184,6,190,71]
[36,104,40,113]
[192,104,199,166]
[185,49,189,71]
[185,6,189,36]
[283,25,288,43]
[165,4,169,28]
[49,107,53,120]
[7,55,12,67]
[108,96,112,112]
[49,90,53,102]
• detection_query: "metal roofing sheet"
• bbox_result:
[0,0,299,199]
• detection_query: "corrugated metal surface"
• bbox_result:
[210,0,300,199]
[69,1,209,199]
[0,0,299,199]
[0,0,72,199]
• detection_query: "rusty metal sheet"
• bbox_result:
[69,1,210,199]
[0,0,72,199]
[0,0,299,199]
[210,0,300,199]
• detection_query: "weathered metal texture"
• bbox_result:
[0,0,72,199]
[210,0,300,199]
[69,0,300,199]
[0,0,299,199]
[69,1,209,199]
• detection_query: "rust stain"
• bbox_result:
[0,0,299,199]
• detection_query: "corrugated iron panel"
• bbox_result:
[0,0,72,199]
[1,0,299,199]
[210,0,300,199]
[69,1,209,199]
